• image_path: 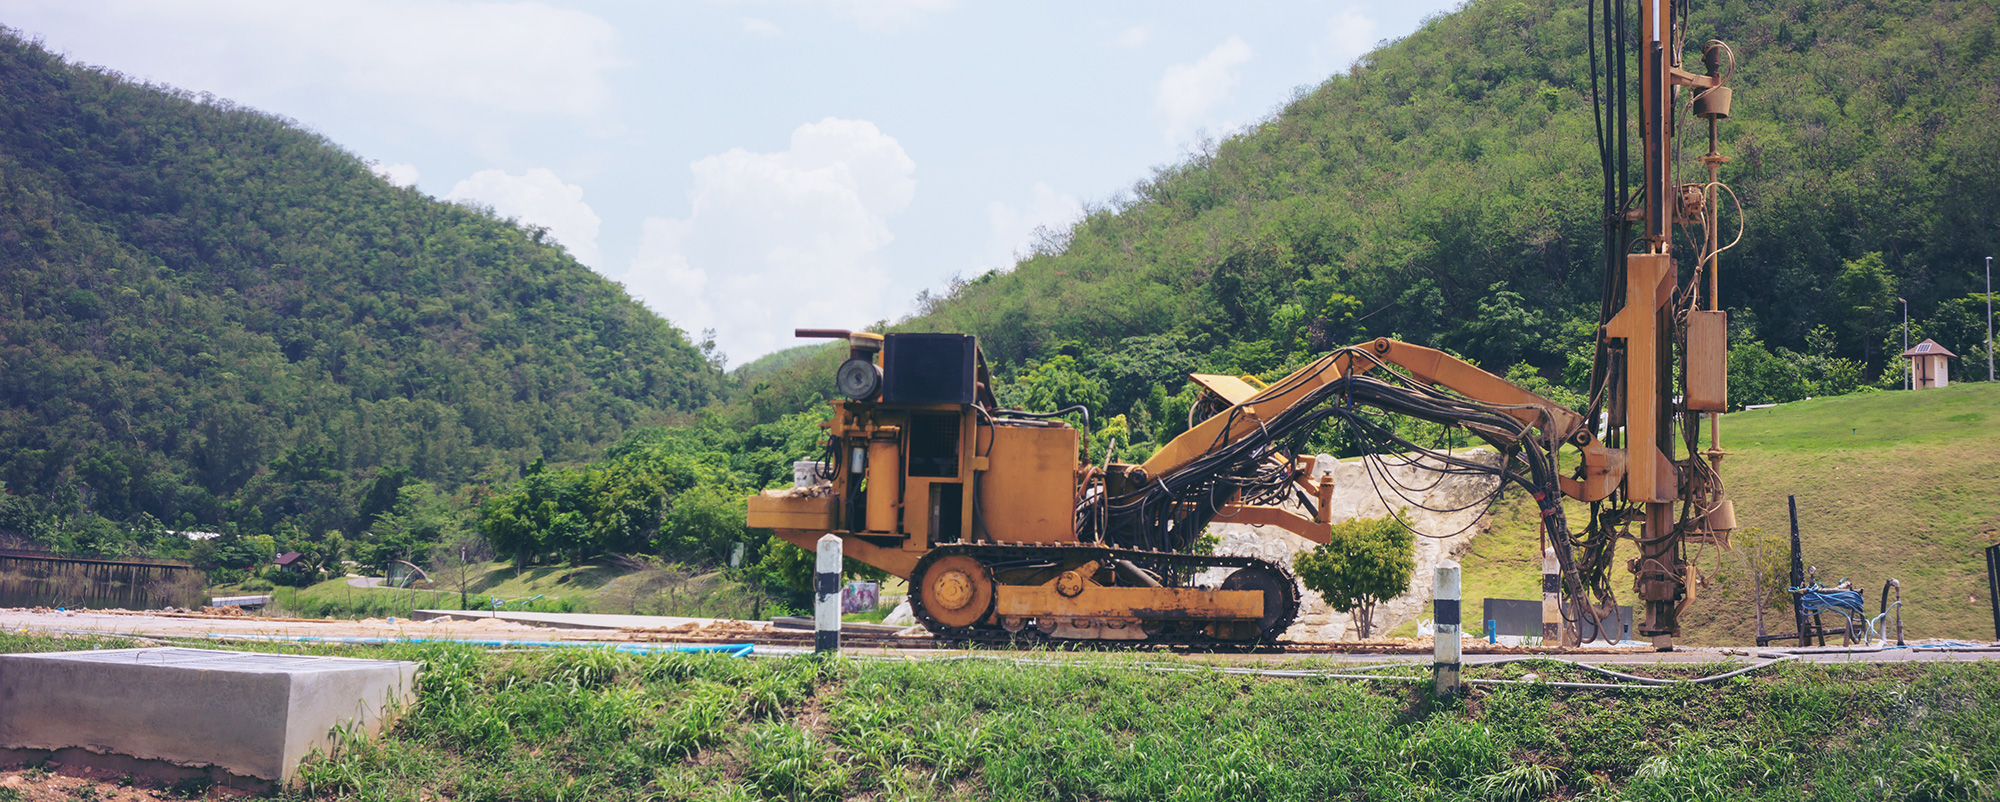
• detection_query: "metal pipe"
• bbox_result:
[1789,496,1807,647]
[1881,579,1903,646]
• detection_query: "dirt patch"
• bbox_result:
[0,764,252,801]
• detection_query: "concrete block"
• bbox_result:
[0,647,418,788]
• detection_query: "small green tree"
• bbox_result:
[1292,513,1415,640]
[1719,525,1793,638]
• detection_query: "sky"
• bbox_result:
[0,0,1463,365]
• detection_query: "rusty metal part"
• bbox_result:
[915,553,994,629]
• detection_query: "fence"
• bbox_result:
[0,549,206,610]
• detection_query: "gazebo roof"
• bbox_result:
[1901,339,1958,358]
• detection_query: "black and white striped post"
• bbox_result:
[1541,547,1575,646]
[815,533,842,654]
[1434,562,1464,697]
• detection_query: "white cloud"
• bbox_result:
[1108,25,1152,48]
[7,0,622,116]
[619,118,917,363]
[1313,8,1380,75]
[741,16,782,36]
[369,162,421,188]
[1155,36,1253,142]
[446,168,604,268]
[984,183,1083,270]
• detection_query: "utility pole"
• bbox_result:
[1986,256,1992,382]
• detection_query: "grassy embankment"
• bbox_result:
[4,630,1994,801]
[1448,383,2000,644]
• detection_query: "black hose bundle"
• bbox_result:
[1077,347,1608,627]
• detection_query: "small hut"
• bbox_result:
[1901,339,1957,389]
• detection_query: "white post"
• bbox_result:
[815,534,842,654]
[1541,548,1573,646]
[1901,297,1910,390]
[1434,562,1463,697]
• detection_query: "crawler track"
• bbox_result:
[904,542,1300,650]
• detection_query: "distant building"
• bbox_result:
[273,552,306,573]
[1901,339,1957,389]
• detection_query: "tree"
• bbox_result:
[428,533,496,610]
[1833,252,1898,370]
[1718,526,1792,639]
[655,482,750,565]
[1002,355,1109,423]
[1923,294,1996,382]
[1292,513,1415,640]
[360,481,463,571]
[479,468,590,567]
[1728,336,1809,408]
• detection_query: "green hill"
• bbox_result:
[1683,382,2000,643]
[0,30,724,538]
[1456,383,2000,645]
[734,0,2000,433]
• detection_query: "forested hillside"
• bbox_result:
[739,0,2000,448]
[0,30,724,542]
[5,0,1997,604]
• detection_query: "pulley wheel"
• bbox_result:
[1219,563,1299,641]
[917,554,994,629]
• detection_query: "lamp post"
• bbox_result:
[1900,297,1909,390]
[1986,256,1993,382]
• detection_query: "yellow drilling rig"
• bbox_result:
[749,0,1741,649]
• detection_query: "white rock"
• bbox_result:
[881,599,915,626]
[1210,449,1504,642]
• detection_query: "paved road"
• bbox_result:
[6,608,1994,668]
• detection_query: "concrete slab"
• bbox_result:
[0,647,417,789]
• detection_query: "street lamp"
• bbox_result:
[1900,297,1909,390]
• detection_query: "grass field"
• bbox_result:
[1456,382,2000,645]
[3,631,1994,801]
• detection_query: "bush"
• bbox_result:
[1293,512,1415,640]
[237,577,275,592]
[207,567,247,587]
[270,569,322,587]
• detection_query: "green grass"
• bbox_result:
[1690,382,2000,644]
[259,561,798,621]
[1459,382,2000,645]
[5,632,1993,801]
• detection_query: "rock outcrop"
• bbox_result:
[1205,449,1505,641]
